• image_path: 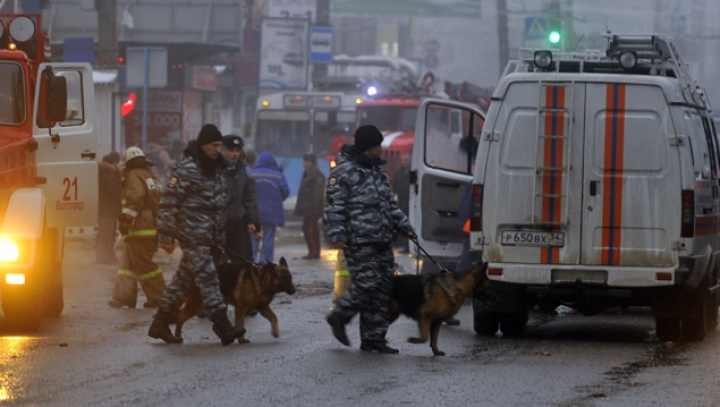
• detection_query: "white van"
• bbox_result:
[411,34,720,342]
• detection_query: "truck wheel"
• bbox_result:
[2,286,42,331]
[655,317,681,342]
[42,266,64,317]
[499,307,529,337]
[473,299,500,336]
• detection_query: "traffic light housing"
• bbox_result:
[548,19,561,45]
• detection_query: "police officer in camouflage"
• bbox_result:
[148,124,245,345]
[325,125,415,354]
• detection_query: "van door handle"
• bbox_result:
[590,181,599,196]
[81,149,96,160]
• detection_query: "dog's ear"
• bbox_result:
[279,257,288,267]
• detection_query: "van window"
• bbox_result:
[423,102,482,175]
[686,110,711,179]
[701,116,719,179]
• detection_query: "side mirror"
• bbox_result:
[46,75,67,124]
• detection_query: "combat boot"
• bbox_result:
[326,312,350,346]
[360,340,399,354]
[148,308,183,344]
[209,309,246,345]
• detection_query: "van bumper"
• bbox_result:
[485,262,684,288]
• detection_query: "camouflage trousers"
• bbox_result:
[158,245,226,314]
[332,243,395,342]
[112,237,165,304]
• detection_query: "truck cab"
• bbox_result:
[412,34,720,342]
[0,14,97,330]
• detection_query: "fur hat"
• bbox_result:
[197,124,223,146]
[354,125,384,152]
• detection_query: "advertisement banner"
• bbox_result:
[258,17,309,90]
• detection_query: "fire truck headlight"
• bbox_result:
[0,240,19,262]
[5,273,25,285]
[367,86,378,97]
[618,51,637,69]
[533,50,553,69]
[0,238,30,264]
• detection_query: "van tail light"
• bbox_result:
[681,189,694,238]
[470,184,483,232]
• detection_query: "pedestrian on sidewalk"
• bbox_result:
[295,152,325,260]
[96,152,122,265]
[108,147,166,309]
[249,152,290,263]
[324,125,415,354]
[222,134,260,262]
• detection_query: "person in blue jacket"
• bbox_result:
[249,152,290,263]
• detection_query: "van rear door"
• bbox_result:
[581,83,679,267]
[410,99,485,261]
[482,82,584,265]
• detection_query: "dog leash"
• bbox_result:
[409,235,448,275]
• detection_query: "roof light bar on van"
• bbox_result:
[618,51,637,69]
[533,50,553,69]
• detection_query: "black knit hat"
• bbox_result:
[197,124,223,146]
[354,125,384,152]
[223,134,244,150]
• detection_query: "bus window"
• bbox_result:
[255,110,310,157]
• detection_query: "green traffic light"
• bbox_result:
[549,30,561,44]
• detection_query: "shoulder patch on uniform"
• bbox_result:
[328,175,338,186]
[168,175,178,188]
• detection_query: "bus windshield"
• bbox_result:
[255,110,311,158]
[0,62,26,126]
[357,106,417,132]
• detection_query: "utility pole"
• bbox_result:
[496,0,509,77]
[96,0,118,68]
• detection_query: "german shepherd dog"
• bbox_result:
[174,257,296,343]
[390,262,493,356]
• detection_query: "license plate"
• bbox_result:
[500,230,565,247]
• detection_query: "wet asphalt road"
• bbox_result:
[0,224,718,406]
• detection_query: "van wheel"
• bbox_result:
[499,308,529,337]
[473,299,500,336]
[655,317,681,342]
[683,316,706,341]
[705,275,719,331]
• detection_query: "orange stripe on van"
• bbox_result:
[696,214,720,235]
[540,85,565,264]
[601,84,626,265]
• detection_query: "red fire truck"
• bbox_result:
[0,14,98,330]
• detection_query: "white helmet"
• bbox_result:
[125,146,145,162]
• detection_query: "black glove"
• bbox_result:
[118,213,134,237]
